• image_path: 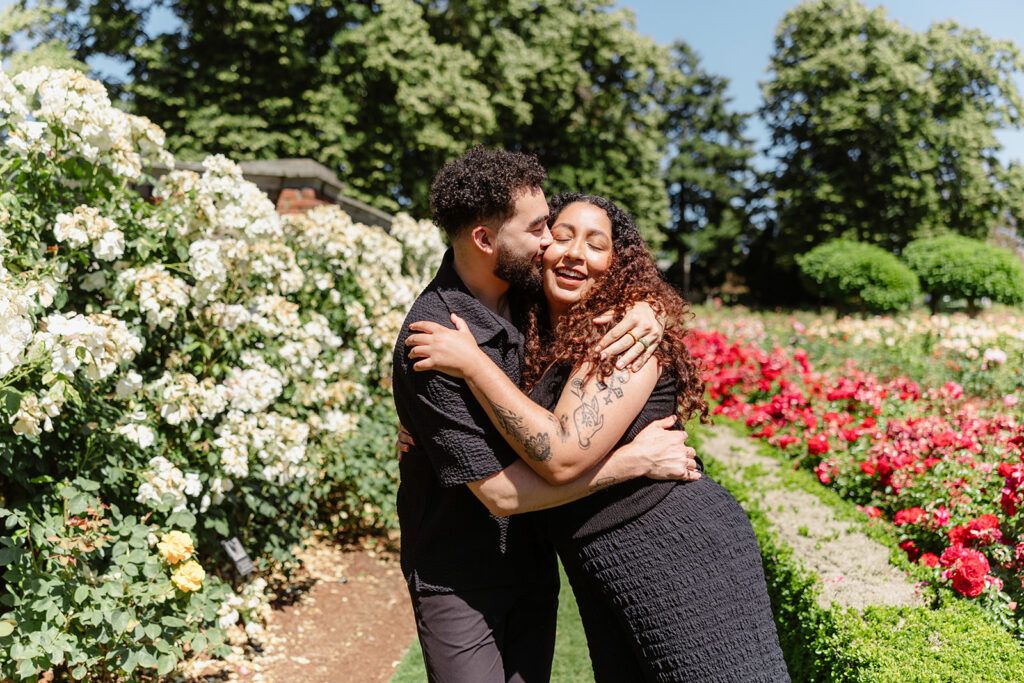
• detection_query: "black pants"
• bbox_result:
[410,577,559,683]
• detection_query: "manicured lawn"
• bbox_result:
[391,562,595,682]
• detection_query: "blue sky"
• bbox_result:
[620,0,1024,166]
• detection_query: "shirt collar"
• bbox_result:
[434,249,523,346]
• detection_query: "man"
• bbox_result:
[392,146,697,682]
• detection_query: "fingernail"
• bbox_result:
[600,352,607,360]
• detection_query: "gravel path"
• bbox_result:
[702,425,925,610]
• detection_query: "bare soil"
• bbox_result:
[186,536,416,683]
[702,425,926,610]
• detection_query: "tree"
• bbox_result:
[658,41,756,298]
[760,0,1024,303]
[19,0,683,242]
[418,0,674,245]
[902,234,1024,315]
[0,1,87,72]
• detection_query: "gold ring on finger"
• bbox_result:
[627,331,640,345]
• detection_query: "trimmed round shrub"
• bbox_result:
[902,234,1024,313]
[797,239,920,313]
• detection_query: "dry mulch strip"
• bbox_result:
[184,534,415,682]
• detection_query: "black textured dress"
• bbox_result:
[532,365,790,682]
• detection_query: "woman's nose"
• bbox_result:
[566,238,584,259]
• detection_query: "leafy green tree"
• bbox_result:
[18,0,686,241]
[0,1,87,72]
[415,0,675,245]
[797,239,920,314]
[761,0,1024,303]
[659,41,756,297]
[902,234,1024,315]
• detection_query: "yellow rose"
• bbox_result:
[171,560,205,593]
[157,530,194,564]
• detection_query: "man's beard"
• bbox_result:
[494,246,543,296]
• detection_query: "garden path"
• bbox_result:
[703,424,926,610]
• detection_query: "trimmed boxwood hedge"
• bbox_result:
[689,425,1024,682]
[797,239,920,313]
[902,234,1024,315]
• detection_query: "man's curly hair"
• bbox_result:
[521,193,709,425]
[430,145,547,240]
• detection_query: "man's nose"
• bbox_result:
[540,227,553,248]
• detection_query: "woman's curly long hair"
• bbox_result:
[521,193,709,424]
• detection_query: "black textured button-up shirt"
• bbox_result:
[393,249,556,593]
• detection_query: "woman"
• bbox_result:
[405,193,789,682]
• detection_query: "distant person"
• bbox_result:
[406,192,789,681]
[392,147,700,682]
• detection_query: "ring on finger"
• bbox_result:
[639,336,650,349]
[627,331,640,345]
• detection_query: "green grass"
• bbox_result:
[390,561,595,682]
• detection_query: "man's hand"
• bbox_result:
[397,423,414,461]
[593,301,666,371]
[618,415,700,481]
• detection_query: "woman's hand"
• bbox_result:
[593,301,666,371]
[406,313,485,379]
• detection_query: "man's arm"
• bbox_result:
[467,415,698,516]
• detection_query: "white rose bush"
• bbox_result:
[0,67,443,680]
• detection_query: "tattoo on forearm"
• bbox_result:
[488,401,553,462]
[589,476,618,493]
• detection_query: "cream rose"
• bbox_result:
[171,560,205,592]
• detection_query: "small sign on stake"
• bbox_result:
[221,536,255,577]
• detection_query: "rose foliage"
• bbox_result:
[0,67,443,680]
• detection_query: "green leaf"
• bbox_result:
[0,546,21,566]
[67,493,89,516]
[18,658,36,679]
[161,616,186,628]
[111,609,129,633]
[191,632,207,652]
[166,509,196,529]
[0,618,15,637]
[1,388,23,414]
[137,647,157,668]
[73,585,89,604]
[157,652,177,675]
[144,623,161,640]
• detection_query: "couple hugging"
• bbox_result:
[392,146,789,682]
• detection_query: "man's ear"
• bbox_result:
[470,225,496,255]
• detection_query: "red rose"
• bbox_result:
[950,549,990,597]
[948,525,970,546]
[919,553,939,567]
[894,507,924,526]
[899,539,920,561]
[860,461,876,476]
[807,434,829,455]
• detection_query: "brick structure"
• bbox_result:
[276,187,332,214]
[142,158,393,230]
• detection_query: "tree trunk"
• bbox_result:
[967,297,979,318]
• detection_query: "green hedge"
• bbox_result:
[797,239,920,313]
[691,426,1024,682]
